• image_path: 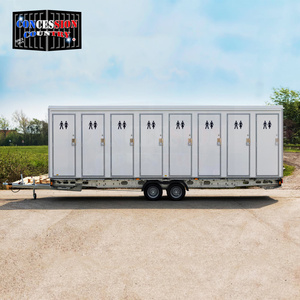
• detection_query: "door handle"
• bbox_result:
[188,138,192,146]
[101,138,105,146]
[246,138,250,146]
[72,138,76,146]
[217,138,221,146]
[130,138,134,146]
[159,138,163,146]
[275,138,279,145]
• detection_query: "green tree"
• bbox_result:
[0,116,9,130]
[270,88,300,143]
[27,118,41,145]
[12,110,29,135]
[27,119,48,145]
[0,116,10,145]
[40,120,48,145]
[3,132,22,146]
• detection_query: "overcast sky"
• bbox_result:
[0,0,300,125]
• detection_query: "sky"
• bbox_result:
[0,0,300,126]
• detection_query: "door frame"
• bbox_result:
[255,113,279,177]
[168,113,192,177]
[139,113,163,177]
[110,113,134,177]
[227,113,250,177]
[81,113,105,178]
[52,113,76,177]
[198,113,221,177]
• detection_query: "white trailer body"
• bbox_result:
[48,106,283,200]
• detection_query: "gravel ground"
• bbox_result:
[283,152,300,189]
[0,153,299,300]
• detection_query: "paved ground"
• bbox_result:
[0,153,299,299]
[0,188,299,300]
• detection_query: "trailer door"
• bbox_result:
[227,114,250,176]
[169,114,192,176]
[256,114,279,176]
[198,114,221,176]
[111,114,134,177]
[140,114,163,176]
[82,114,105,177]
[52,114,76,177]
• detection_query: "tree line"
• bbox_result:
[0,88,299,146]
[0,111,48,146]
[269,88,300,144]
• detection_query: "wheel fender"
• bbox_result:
[169,180,189,191]
[142,180,161,191]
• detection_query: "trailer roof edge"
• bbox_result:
[48,105,283,111]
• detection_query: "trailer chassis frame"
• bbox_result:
[3,177,282,200]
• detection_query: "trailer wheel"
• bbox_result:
[144,183,162,201]
[167,183,185,201]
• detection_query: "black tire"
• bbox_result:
[167,183,186,201]
[144,183,162,201]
